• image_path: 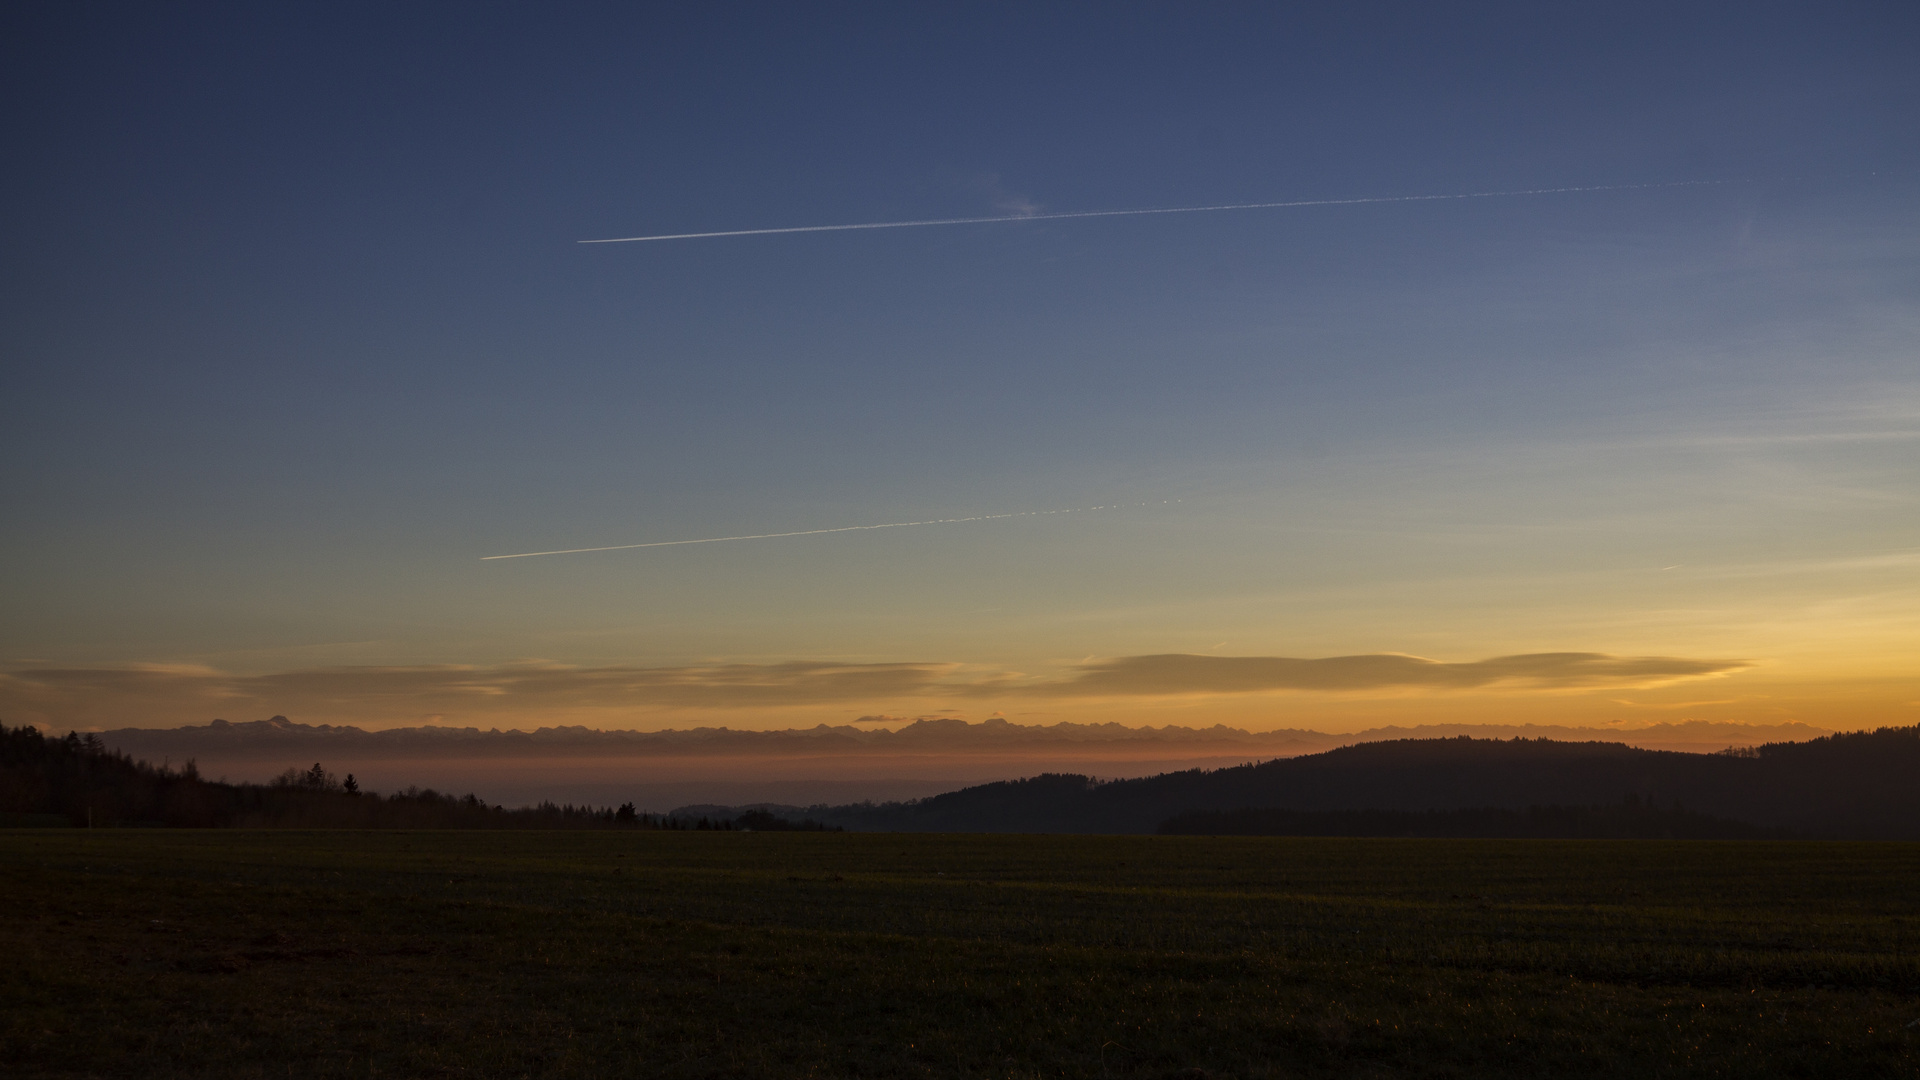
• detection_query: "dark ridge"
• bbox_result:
[805,727,1920,837]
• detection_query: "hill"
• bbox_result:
[803,727,1920,837]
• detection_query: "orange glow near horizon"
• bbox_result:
[7,653,1913,738]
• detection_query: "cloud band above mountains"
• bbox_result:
[0,651,1750,728]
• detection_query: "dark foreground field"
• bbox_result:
[6,832,1919,1078]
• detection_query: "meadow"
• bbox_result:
[6,830,1919,1078]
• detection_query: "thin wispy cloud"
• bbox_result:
[580,180,1738,244]
[481,503,1161,560]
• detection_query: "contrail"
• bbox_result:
[580,179,1735,244]
[481,502,1166,560]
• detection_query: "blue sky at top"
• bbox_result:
[2,2,1916,731]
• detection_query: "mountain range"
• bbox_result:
[84,715,1831,760]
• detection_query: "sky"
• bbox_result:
[3,1,1917,738]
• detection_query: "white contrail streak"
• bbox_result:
[580,180,1734,244]
[481,503,1162,560]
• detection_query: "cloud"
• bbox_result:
[0,651,1749,729]
[0,660,966,712]
[850,711,963,724]
[1037,652,1751,696]
[970,171,1042,217]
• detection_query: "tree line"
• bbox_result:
[0,722,834,830]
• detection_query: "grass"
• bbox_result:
[5,831,1920,1078]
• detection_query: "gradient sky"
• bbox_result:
[4,2,1917,735]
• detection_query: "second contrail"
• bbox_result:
[481,502,1164,560]
[580,179,1734,244]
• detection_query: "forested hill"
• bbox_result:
[813,727,1920,837]
[0,723,801,830]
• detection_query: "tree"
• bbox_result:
[342,773,359,795]
[276,763,339,791]
[615,802,636,825]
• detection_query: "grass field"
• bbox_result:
[6,831,1919,1078]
